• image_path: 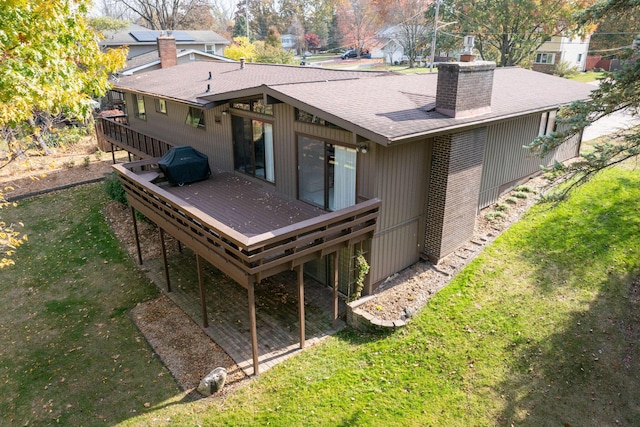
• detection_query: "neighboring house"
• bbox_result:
[97,51,593,375]
[100,23,230,59]
[120,45,235,76]
[281,34,297,52]
[371,25,429,64]
[532,34,591,73]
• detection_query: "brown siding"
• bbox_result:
[123,92,232,170]
[424,128,486,261]
[478,113,581,209]
[368,139,430,286]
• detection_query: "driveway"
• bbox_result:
[582,108,640,141]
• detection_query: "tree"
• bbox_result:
[336,0,381,52]
[249,0,281,40]
[224,36,257,59]
[589,7,640,59]
[115,0,210,30]
[388,0,432,68]
[0,0,126,267]
[441,0,591,67]
[253,40,296,63]
[305,32,321,50]
[526,0,640,200]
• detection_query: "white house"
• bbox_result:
[532,35,591,73]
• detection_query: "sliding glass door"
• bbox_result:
[298,135,356,211]
[232,115,274,182]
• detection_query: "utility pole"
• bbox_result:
[429,0,440,73]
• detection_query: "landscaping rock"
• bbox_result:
[197,367,227,396]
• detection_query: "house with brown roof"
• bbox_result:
[96,37,593,374]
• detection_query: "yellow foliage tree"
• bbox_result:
[224,36,257,61]
[0,0,127,267]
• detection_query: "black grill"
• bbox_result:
[158,146,211,186]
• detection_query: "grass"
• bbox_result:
[0,185,181,426]
[567,71,605,83]
[3,168,640,425]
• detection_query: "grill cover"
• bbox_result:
[158,146,211,186]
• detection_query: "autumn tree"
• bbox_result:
[336,0,381,51]
[385,0,433,67]
[440,0,592,67]
[305,32,321,50]
[248,0,282,40]
[526,0,640,200]
[115,0,210,30]
[224,36,257,59]
[589,7,640,59]
[0,0,126,266]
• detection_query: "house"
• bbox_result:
[100,23,230,60]
[96,43,593,374]
[371,25,430,64]
[281,34,297,52]
[532,34,591,73]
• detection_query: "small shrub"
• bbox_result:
[104,172,127,205]
[485,211,506,222]
[83,156,90,168]
[95,149,104,161]
[63,159,75,168]
[512,191,529,199]
[505,197,518,204]
[513,185,536,194]
[495,202,509,211]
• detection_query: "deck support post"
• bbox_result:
[111,143,116,164]
[159,228,171,292]
[297,265,305,348]
[248,282,259,376]
[131,206,143,265]
[332,251,339,328]
[196,255,208,328]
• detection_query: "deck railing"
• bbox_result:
[96,116,174,159]
[113,159,381,287]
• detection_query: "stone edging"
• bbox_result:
[346,295,408,332]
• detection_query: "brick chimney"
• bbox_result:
[435,61,495,118]
[157,33,177,69]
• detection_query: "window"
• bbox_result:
[231,97,273,115]
[205,44,216,54]
[534,53,555,64]
[186,107,205,128]
[232,115,274,182]
[295,108,343,130]
[538,110,557,136]
[155,99,167,114]
[134,94,146,120]
[298,136,356,211]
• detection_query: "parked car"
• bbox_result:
[341,49,358,59]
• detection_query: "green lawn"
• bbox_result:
[567,71,605,83]
[3,167,640,426]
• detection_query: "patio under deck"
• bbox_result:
[112,159,381,376]
[143,251,346,376]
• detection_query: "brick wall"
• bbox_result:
[423,128,487,261]
[436,62,495,118]
[157,35,177,69]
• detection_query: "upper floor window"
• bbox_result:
[534,52,555,65]
[134,94,146,120]
[205,44,216,54]
[155,99,167,114]
[295,108,344,130]
[186,107,205,129]
[231,97,273,115]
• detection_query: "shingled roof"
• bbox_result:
[112,61,594,146]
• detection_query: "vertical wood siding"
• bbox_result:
[368,139,430,285]
[123,92,233,170]
[478,112,580,209]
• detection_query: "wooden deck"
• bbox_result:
[159,172,325,237]
[111,158,380,376]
